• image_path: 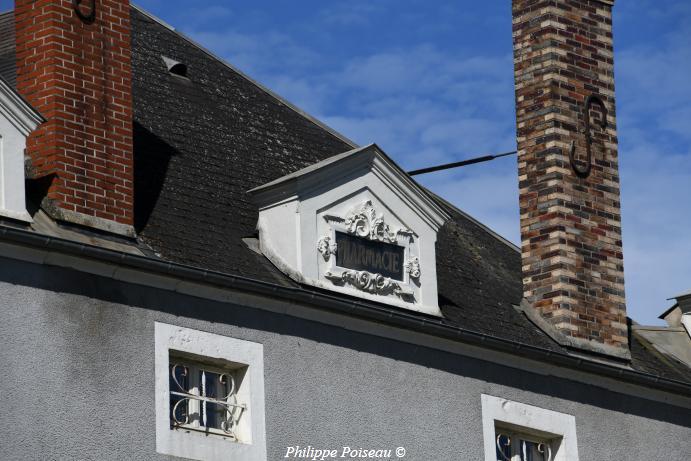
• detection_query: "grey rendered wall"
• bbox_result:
[0,256,689,461]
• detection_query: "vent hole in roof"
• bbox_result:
[162,56,188,78]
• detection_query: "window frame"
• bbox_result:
[481,394,578,461]
[155,322,266,461]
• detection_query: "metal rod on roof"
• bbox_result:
[407,150,517,176]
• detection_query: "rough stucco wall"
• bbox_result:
[0,256,689,461]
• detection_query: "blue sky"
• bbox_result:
[2,1,689,325]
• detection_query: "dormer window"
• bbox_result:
[0,78,43,223]
[249,144,449,316]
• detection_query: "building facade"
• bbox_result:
[0,1,689,460]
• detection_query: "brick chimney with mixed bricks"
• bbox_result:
[15,0,134,236]
[512,0,629,358]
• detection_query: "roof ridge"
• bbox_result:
[131,3,358,150]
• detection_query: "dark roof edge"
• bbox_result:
[130,3,358,149]
[1,224,690,398]
[659,302,679,320]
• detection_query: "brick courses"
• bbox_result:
[512,0,628,353]
[15,0,133,234]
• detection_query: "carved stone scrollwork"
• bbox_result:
[324,200,415,244]
[405,257,421,280]
[344,200,398,243]
[317,236,337,261]
[324,270,413,298]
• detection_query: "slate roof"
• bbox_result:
[128,7,358,285]
[0,7,689,384]
[0,11,15,88]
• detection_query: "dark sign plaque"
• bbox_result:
[335,231,405,281]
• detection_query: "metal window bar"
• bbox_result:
[497,434,512,461]
[170,363,247,438]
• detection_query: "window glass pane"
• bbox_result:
[521,440,548,461]
[200,369,229,430]
[169,364,189,427]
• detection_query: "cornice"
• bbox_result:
[0,78,44,136]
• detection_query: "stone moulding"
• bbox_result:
[316,236,337,261]
[405,257,421,280]
[324,270,414,298]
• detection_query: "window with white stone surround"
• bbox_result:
[155,322,266,461]
[481,394,579,461]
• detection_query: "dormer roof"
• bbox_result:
[0,76,43,136]
[249,144,450,230]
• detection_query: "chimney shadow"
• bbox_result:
[133,120,178,234]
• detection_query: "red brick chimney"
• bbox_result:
[512,0,629,358]
[15,0,134,236]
